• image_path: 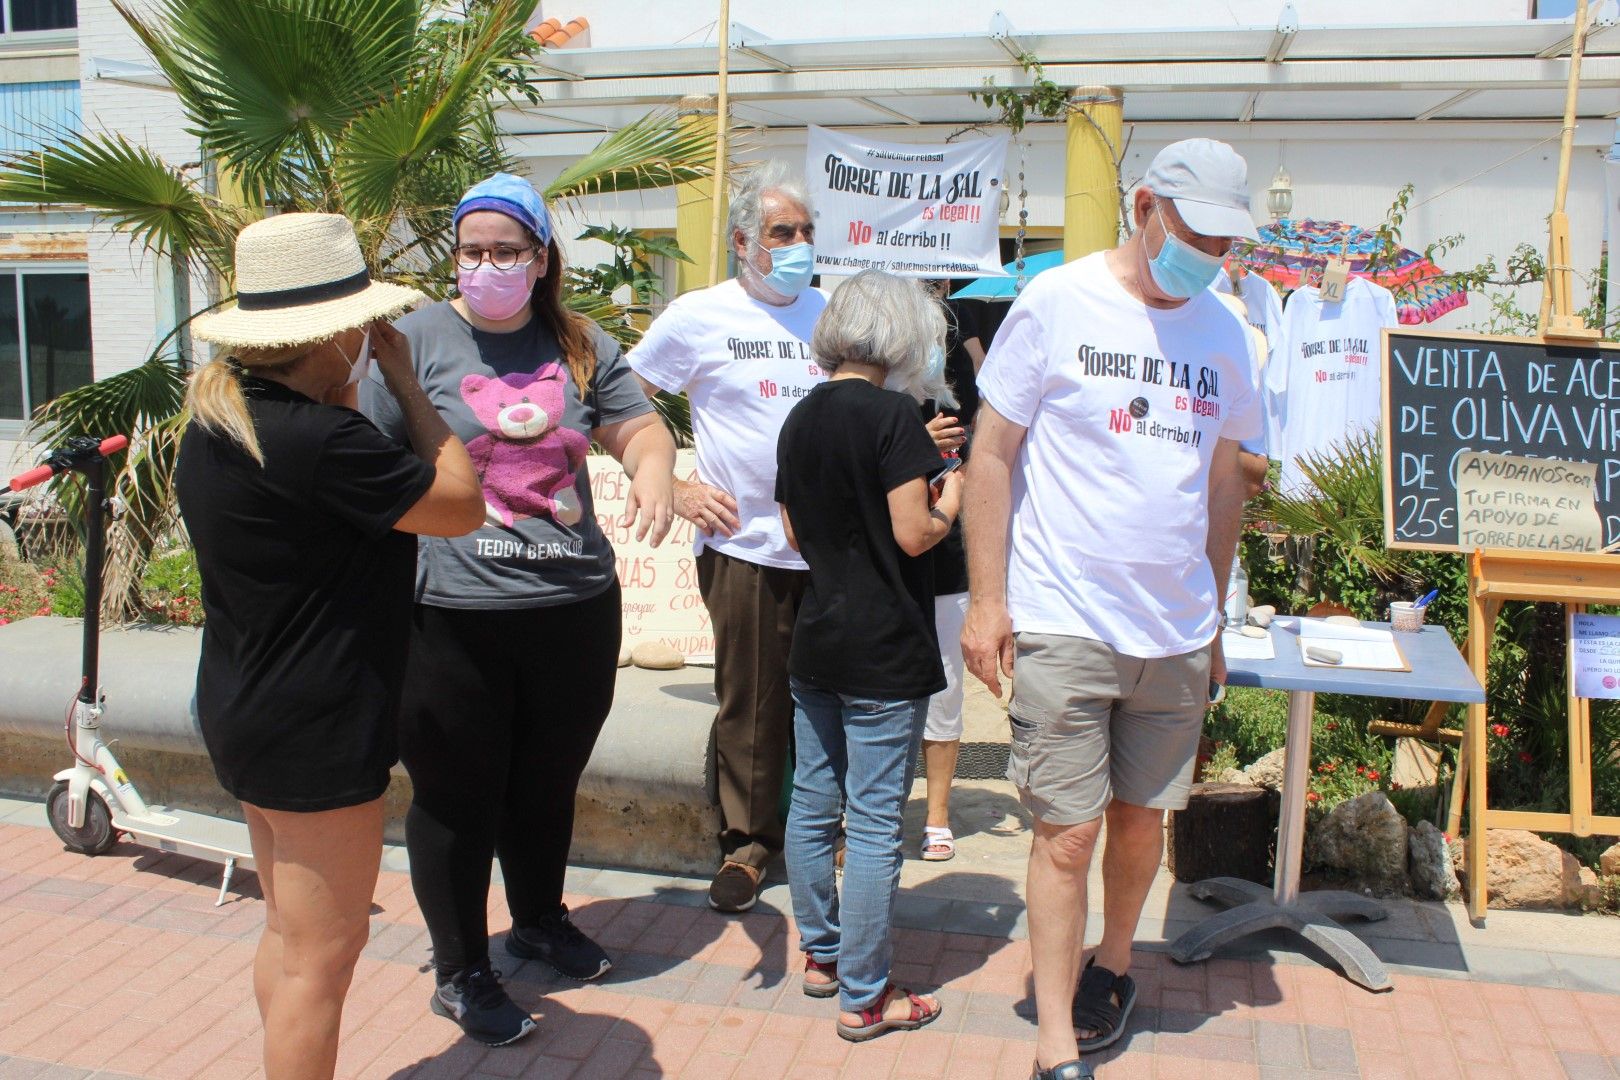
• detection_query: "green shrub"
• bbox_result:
[139,548,203,626]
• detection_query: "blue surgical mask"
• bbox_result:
[751,240,814,298]
[1147,203,1226,299]
[925,343,946,383]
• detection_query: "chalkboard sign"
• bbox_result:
[1381,328,1620,552]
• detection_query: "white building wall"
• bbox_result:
[77,0,201,382]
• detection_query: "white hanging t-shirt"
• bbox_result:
[1215,270,1284,351]
[1212,290,1270,458]
[1268,276,1398,494]
[628,278,827,570]
[977,252,1263,658]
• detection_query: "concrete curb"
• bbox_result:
[0,616,723,872]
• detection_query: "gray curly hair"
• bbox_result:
[727,160,813,245]
[811,270,955,406]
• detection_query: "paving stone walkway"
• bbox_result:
[3,816,1620,1079]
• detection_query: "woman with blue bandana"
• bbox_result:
[362,173,676,1046]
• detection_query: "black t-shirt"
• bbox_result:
[775,379,946,699]
[943,297,982,427]
[175,377,435,810]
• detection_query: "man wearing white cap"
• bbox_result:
[962,139,1263,1080]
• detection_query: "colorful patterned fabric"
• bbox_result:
[1228,219,1467,325]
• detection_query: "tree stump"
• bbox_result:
[1166,782,1279,885]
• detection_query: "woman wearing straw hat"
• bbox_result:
[176,212,484,1080]
[361,173,676,1046]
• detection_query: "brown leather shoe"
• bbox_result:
[708,861,763,912]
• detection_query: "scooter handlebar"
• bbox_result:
[7,464,53,491]
[7,434,130,492]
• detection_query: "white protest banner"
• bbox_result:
[1573,612,1620,699]
[1454,451,1604,553]
[806,126,1009,279]
[589,448,714,663]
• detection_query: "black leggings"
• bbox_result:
[399,584,621,975]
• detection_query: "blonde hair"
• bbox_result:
[185,344,307,466]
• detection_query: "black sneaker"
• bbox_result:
[430,963,536,1046]
[708,861,762,913]
[506,906,612,981]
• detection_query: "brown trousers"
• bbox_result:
[697,547,809,869]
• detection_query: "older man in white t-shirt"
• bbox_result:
[627,163,828,914]
[962,139,1263,1080]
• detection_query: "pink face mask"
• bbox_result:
[457,263,533,321]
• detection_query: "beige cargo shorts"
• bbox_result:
[1005,632,1212,826]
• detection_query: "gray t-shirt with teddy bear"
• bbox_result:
[361,299,654,610]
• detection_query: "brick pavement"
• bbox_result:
[3,819,1620,1079]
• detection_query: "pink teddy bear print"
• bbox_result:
[460,363,589,528]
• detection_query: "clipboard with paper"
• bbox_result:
[1293,617,1411,672]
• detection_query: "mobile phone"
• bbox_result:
[929,456,963,491]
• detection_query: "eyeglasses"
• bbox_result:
[452,244,537,271]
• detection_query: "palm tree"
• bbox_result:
[0,0,719,616]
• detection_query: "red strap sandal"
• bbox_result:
[835,983,942,1042]
[802,954,839,999]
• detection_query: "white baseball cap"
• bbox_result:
[1143,138,1260,242]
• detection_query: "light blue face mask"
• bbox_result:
[751,240,815,298]
[925,343,947,382]
[1146,202,1226,299]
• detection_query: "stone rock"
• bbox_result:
[1601,842,1620,877]
[1212,767,1253,786]
[631,641,685,671]
[1456,829,1584,910]
[1304,791,1409,894]
[0,520,17,562]
[1242,748,1287,791]
[1578,867,1602,911]
[617,647,632,668]
[1247,605,1275,628]
[1407,820,1459,900]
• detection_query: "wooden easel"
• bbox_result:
[1458,551,1620,920]
[1454,0,1616,922]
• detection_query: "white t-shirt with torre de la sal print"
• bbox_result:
[628,278,827,571]
[977,252,1262,658]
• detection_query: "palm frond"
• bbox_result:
[545,109,721,202]
[335,0,527,222]
[1255,431,1399,577]
[0,133,239,271]
[119,0,423,203]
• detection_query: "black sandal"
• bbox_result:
[1071,955,1137,1052]
[1031,1061,1095,1080]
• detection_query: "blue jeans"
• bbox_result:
[784,678,927,1011]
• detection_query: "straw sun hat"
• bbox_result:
[191,212,424,350]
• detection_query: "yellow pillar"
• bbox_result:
[1062,86,1124,261]
[674,96,725,295]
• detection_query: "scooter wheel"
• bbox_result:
[45,779,117,855]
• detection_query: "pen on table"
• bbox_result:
[1414,589,1439,609]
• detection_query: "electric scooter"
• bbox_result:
[9,434,253,905]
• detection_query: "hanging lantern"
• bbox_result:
[1267,165,1294,221]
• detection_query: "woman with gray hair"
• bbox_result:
[774,269,961,1041]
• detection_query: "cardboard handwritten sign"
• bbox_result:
[1454,451,1603,553]
[589,448,714,663]
[1572,612,1620,699]
[1381,328,1620,551]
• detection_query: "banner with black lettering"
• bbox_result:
[805,126,1009,279]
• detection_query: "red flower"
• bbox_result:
[1518,750,1534,764]
[0,617,9,626]
[1490,724,1510,738]
[1324,722,1338,731]
[1366,770,1379,781]
[1306,791,1321,803]
[1355,766,1366,775]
